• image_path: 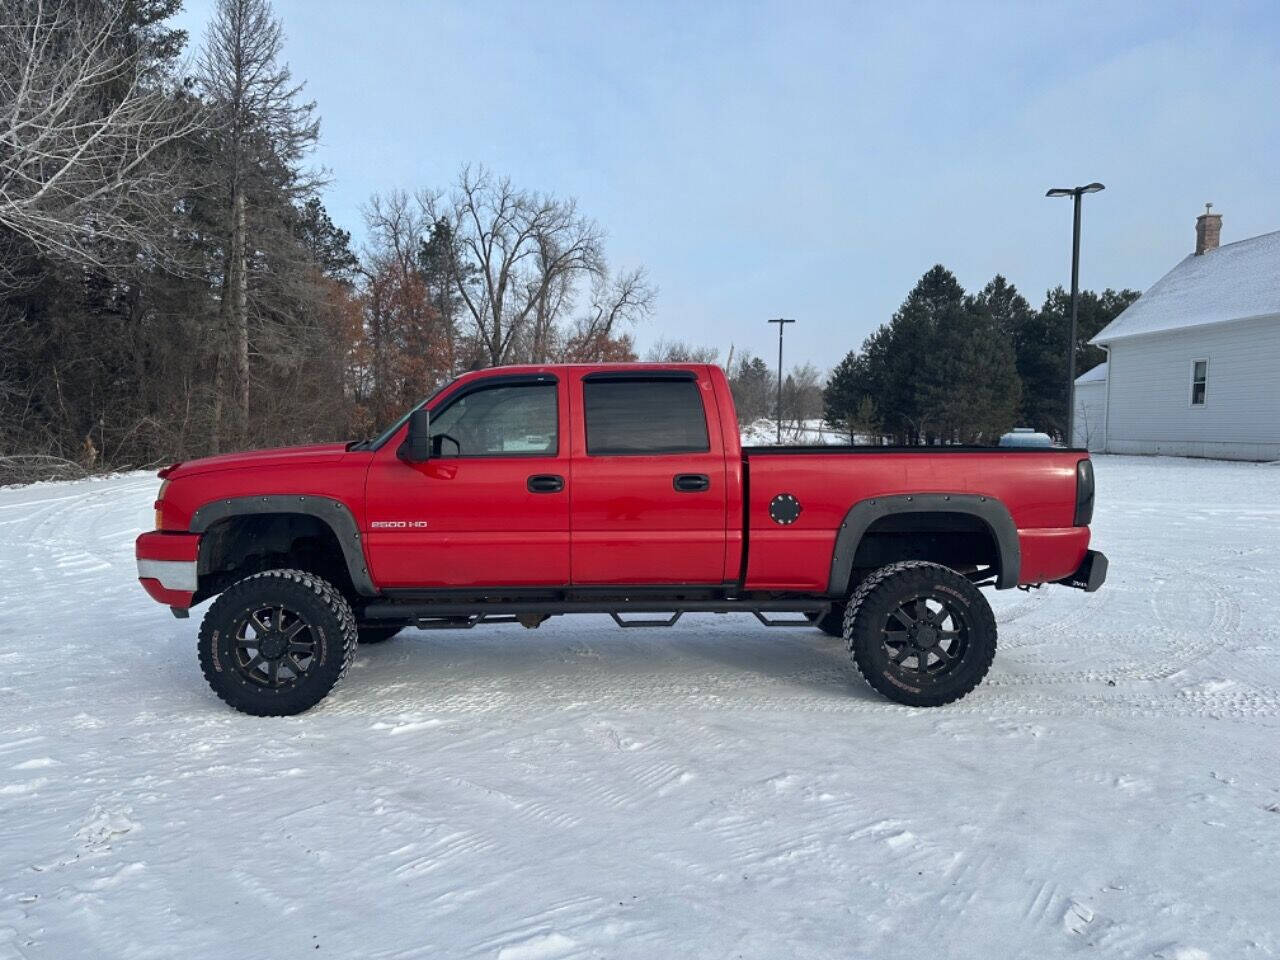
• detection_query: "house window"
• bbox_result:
[1190,359,1208,406]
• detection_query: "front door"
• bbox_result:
[569,369,729,585]
[363,374,571,588]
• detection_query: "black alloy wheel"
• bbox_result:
[198,569,357,716]
[844,561,996,707]
[232,603,319,689]
[879,594,970,684]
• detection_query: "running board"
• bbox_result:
[363,598,829,627]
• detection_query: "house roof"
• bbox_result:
[1091,228,1280,345]
[1075,361,1107,385]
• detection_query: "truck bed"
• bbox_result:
[740,446,1090,593]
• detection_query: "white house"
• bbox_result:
[1083,208,1280,461]
[1071,361,1108,452]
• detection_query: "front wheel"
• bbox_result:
[197,569,357,716]
[844,561,996,707]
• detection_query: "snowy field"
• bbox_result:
[2,456,1279,960]
[739,419,849,445]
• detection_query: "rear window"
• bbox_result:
[583,378,711,455]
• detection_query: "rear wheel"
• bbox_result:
[197,569,357,716]
[844,561,996,707]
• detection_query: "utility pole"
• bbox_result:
[768,317,795,444]
[1046,182,1105,446]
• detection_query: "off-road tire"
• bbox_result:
[357,623,405,645]
[844,561,996,707]
[807,603,846,637]
[197,569,357,716]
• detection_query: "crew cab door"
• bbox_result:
[569,368,729,585]
[363,373,571,588]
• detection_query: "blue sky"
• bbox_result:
[174,0,1280,370]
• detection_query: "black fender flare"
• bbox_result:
[189,495,377,597]
[826,492,1021,595]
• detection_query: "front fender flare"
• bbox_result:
[189,495,377,597]
[826,492,1021,595]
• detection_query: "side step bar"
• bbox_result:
[362,598,830,629]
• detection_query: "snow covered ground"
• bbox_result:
[739,419,850,445]
[1,456,1278,959]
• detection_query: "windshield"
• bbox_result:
[353,377,458,451]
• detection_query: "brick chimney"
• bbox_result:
[1195,203,1222,255]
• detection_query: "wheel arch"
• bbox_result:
[826,493,1021,595]
[190,495,376,598]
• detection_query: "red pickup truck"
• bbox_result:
[136,363,1105,715]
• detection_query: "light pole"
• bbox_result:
[768,317,795,444]
[1046,182,1104,446]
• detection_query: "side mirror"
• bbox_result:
[397,408,432,463]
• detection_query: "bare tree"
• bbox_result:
[420,167,604,367]
[644,338,718,363]
[780,362,824,442]
[358,191,451,426]
[564,266,655,360]
[199,0,320,447]
[0,0,200,289]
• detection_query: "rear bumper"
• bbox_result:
[136,531,200,608]
[1056,549,1108,592]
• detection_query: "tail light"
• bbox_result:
[154,479,171,530]
[1074,459,1095,526]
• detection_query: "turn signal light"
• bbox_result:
[154,479,171,530]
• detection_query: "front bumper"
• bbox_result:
[1056,549,1108,592]
[136,531,200,608]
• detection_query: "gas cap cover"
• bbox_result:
[769,493,802,525]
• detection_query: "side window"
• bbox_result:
[1190,359,1208,406]
[583,377,711,455]
[429,383,558,456]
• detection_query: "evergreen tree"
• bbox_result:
[295,197,358,285]
[729,354,773,425]
[418,218,475,375]
[198,0,322,448]
[1019,286,1140,438]
[869,265,967,443]
[824,350,871,441]
[838,266,1025,445]
[925,294,1022,443]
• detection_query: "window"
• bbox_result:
[584,377,711,455]
[1190,359,1208,406]
[429,383,557,456]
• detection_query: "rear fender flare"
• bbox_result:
[826,493,1020,595]
[189,495,376,596]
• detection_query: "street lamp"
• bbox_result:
[767,317,795,444]
[1046,182,1104,446]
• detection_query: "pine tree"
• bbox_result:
[199,0,321,449]
[729,354,774,425]
[295,197,358,285]
[824,350,868,441]
[842,266,1023,445]
[1020,286,1140,438]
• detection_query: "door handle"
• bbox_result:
[527,474,565,493]
[673,473,711,492]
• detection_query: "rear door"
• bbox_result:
[569,368,729,585]
[363,373,571,588]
